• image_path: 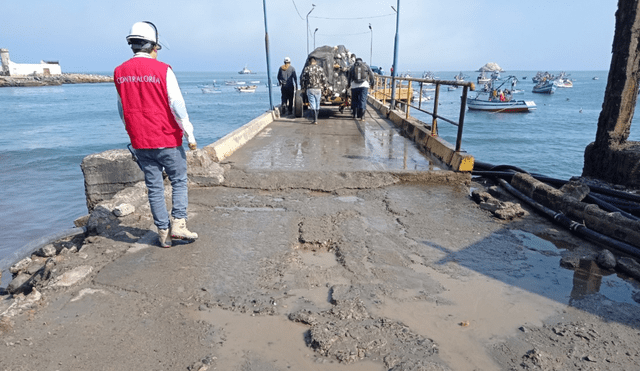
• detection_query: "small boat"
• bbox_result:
[238,66,252,74]
[477,71,491,85]
[250,80,260,84]
[467,93,536,112]
[532,79,557,94]
[236,85,257,93]
[225,80,237,86]
[201,87,221,94]
[554,72,573,88]
[467,76,536,112]
[592,76,599,80]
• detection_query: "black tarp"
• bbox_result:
[303,45,353,101]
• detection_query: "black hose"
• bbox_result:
[585,194,640,221]
[498,179,640,259]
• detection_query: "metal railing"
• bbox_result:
[372,75,475,152]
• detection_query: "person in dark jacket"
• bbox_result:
[348,57,375,121]
[277,57,297,115]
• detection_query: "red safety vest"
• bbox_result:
[114,57,182,149]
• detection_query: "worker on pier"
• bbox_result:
[348,57,375,121]
[114,21,199,248]
[301,57,326,125]
[277,57,297,116]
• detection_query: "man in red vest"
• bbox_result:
[114,21,198,248]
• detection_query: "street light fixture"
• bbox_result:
[306,4,316,55]
[314,28,319,50]
[369,23,373,67]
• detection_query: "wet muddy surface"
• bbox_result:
[2,108,640,370]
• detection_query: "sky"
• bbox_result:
[1,0,619,74]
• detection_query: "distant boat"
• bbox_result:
[250,80,260,84]
[554,72,573,88]
[236,85,257,93]
[592,76,599,80]
[532,79,557,94]
[238,66,253,74]
[477,71,491,85]
[201,87,221,94]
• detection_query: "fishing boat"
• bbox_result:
[477,71,491,85]
[554,72,573,88]
[467,93,536,112]
[467,76,536,112]
[532,79,557,94]
[421,71,437,91]
[236,85,257,93]
[238,66,252,74]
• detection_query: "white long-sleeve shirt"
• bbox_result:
[117,52,196,145]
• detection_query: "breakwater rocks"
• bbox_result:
[0,73,113,87]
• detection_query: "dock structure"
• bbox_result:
[4,99,637,370]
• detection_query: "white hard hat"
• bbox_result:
[284,57,291,63]
[126,21,161,50]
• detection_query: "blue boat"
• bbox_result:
[532,79,557,94]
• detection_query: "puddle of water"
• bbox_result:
[372,264,565,371]
[514,230,640,306]
[194,308,386,371]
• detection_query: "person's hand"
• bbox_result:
[188,142,197,151]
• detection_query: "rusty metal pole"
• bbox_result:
[432,83,440,136]
[406,81,411,119]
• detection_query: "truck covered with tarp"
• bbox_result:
[294,45,353,117]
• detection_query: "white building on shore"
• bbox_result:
[1,48,62,76]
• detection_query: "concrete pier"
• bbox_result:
[2,101,640,371]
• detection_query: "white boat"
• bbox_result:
[477,71,491,85]
[236,85,257,93]
[238,66,252,74]
[250,80,260,84]
[467,76,536,112]
[467,92,536,112]
[554,72,573,88]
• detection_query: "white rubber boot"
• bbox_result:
[171,218,198,241]
[158,229,172,248]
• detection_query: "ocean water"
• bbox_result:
[0,70,638,267]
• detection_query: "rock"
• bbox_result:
[617,257,640,280]
[6,273,33,295]
[560,256,580,269]
[36,244,57,258]
[113,203,135,217]
[560,181,590,201]
[632,291,640,304]
[187,149,225,186]
[49,266,93,288]
[596,250,617,270]
[80,149,144,212]
[74,214,90,228]
[9,257,32,275]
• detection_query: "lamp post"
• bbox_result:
[306,4,315,55]
[262,0,273,110]
[314,28,318,50]
[369,23,373,66]
[389,1,400,109]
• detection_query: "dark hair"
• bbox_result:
[129,39,155,53]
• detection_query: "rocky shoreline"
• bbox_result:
[0,73,113,87]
